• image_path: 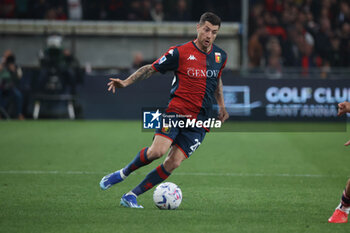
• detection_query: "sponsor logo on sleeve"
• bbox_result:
[159,56,167,64]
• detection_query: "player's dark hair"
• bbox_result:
[199,12,221,28]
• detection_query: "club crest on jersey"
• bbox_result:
[187,55,197,61]
[215,52,221,63]
[161,125,171,134]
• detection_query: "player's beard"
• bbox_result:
[199,37,211,50]
[203,39,210,48]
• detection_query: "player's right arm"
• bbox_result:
[107,64,156,93]
[338,101,350,146]
[108,46,178,93]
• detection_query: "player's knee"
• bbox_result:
[147,147,166,159]
[164,157,182,171]
[172,160,182,169]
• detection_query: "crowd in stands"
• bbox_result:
[0,50,24,119]
[248,0,350,78]
[0,0,240,22]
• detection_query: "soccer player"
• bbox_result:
[99,12,229,208]
[328,101,350,223]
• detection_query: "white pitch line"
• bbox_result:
[175,172,341,178]
[0,170,343,178]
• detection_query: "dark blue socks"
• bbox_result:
[123,147,151,176]
[132,164,171,196]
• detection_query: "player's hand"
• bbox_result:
[345,140,350,146]
[107,78,127,93]
[218,107,229,123]
[338,101,350,116]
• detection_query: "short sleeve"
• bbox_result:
[152,47,179,74]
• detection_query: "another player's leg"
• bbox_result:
[121,145,186,208]
[100,135,172,190]
[329,179,350,223]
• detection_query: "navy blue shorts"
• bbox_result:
[155,125,206,158]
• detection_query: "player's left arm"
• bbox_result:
[215,78,229,123]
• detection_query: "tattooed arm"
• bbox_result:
[107,64,156,93]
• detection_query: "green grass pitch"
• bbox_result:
[1,120,350,233]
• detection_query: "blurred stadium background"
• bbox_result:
[2,1,350,233]
[1,0,349,120]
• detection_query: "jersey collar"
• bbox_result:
[192,40,213,55]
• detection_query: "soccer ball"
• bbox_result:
[153,182,182,210]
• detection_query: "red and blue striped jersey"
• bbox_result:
[152,40,227,121]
